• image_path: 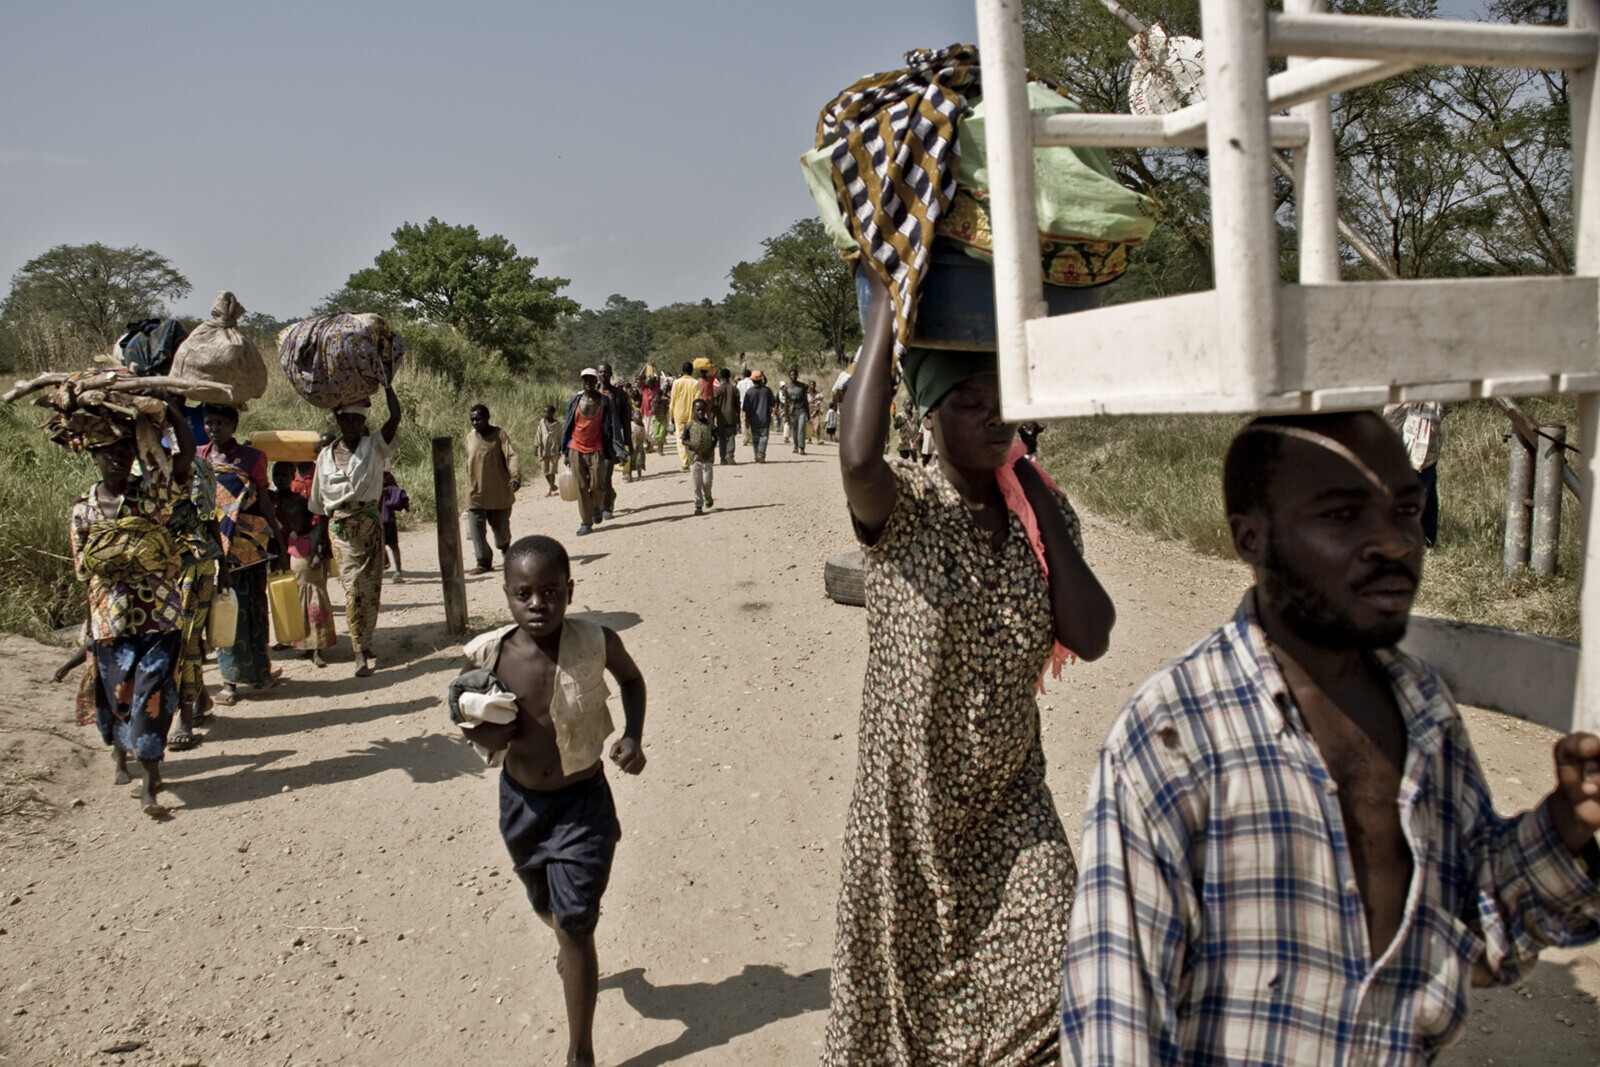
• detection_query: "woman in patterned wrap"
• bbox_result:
[199,405,286,706]
[67,399,196,816]
[826,271,1115,1065]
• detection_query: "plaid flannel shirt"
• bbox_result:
[1061,593,1600,1066]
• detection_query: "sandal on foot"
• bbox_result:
[168,730,201,752]
[354,662,374,678]
[215,688,239,707]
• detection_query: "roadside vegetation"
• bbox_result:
[1037,397,1583,642]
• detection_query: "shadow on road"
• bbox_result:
[200,695,439,743]
[165,732,481,810]
[600,502,779,533]
[600,964,830,1067]
[571,610,642,632]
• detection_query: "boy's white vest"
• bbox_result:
[463,617,615,775]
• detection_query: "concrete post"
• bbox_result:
[1531,424,1566,576]
[1201,0,1279,401]
[1505,434,1534,575]
[431,435,469,634]
[1571,0,1600,731]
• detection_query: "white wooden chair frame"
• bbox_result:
[974,0,1600,733]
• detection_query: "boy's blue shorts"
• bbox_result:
[498,770,620,935]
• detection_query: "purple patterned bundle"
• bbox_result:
[276,313,405,410]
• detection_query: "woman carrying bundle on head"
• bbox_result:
[825,271,1116,1066]
[309,380,402,678]
[199,405,287,706]
[63,394,197,816]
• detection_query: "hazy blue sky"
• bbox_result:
[2,0,1490,320]
[2,0,978,320]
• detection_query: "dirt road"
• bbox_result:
[1,435,1596,1066]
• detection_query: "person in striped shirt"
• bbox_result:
[1062,411,1600,1065]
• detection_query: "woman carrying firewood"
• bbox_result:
[61,387,196,816]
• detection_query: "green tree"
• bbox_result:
[2,243,191,344]
[1022,0,1571,286]
[341,218,578,370]
[564,294,655,375]
[744,218,861,363]
[1023,0,1217,296]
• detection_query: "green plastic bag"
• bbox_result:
[802,83,1158,286]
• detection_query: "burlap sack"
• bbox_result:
[276,313,406,410]
[172,292,268,405]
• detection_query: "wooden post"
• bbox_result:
[1531,424,1567,576]
[1504,433,1534,575]
[432,434,469,633]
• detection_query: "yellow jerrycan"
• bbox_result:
[266,571,308,646]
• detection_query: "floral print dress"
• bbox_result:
[824,459,1080,1067]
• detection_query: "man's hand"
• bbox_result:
[461,720,518,752]
[609,736,646,775]
[1548,732,1600,854]
[510,479,520,494]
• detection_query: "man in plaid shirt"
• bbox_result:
[1062,411,1600,1065]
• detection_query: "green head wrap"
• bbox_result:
[902,348,999,413]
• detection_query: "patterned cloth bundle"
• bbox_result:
[806,45,1156,363]
[276,312,406,411]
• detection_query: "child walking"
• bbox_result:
[535,405,561,496]
[451,534,646,1067]
[684,397,717,514]
[279,474,337,667]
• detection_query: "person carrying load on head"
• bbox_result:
[1062,413,1600,1065]
[309,378,402,678]
[826,266,1115,1066]
[62,389,198,817]
[807,41,1143,1065]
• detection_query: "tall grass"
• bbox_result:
[0,401,92,640]
[1036,399,1583,641]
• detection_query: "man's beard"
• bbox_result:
[1261,531,1414,650]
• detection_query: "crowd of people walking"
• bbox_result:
[44,334,1600,1067]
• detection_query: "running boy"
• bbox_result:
[454,535,646,1067]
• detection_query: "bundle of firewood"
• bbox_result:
[4,369,233,475]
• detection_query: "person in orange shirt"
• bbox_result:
[561,369,621,536]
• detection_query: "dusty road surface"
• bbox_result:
[1,434,1597,1066]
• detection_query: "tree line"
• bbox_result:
[0,216,861,384]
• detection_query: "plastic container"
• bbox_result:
[557,465,579,502]
[855,245,1105,350]
[266,571,308,646]
[250,430,322,464]
[209,587,239,648]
